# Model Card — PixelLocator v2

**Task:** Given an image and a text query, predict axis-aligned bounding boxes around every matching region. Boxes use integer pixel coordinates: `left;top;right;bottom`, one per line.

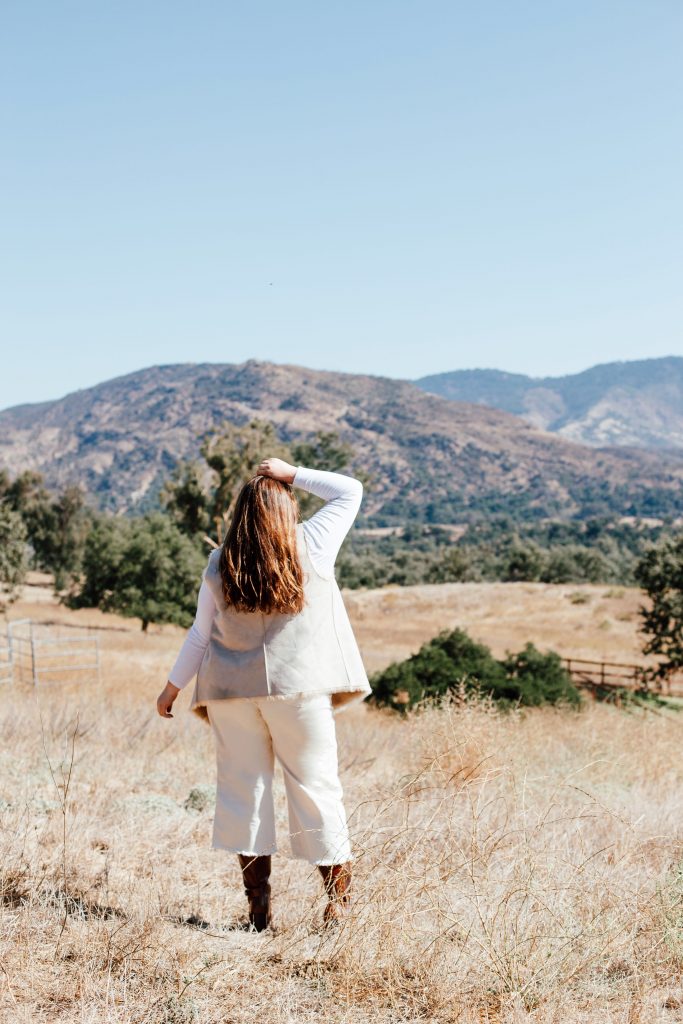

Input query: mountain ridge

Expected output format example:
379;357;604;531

1;358;683;522
414;355;683;449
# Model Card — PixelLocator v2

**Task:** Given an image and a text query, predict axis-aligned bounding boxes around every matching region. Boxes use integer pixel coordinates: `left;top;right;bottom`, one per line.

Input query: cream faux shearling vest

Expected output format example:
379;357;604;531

189;522;371;721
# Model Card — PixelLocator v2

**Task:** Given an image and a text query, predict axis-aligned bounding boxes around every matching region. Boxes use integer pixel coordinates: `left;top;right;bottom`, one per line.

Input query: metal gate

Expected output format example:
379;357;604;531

0;621;12;684
7;619;33;685
2;620;101;688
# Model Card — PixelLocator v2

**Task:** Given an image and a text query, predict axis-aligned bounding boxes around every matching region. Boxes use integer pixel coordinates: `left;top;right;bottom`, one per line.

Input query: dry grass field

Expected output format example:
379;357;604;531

12;572;654;672
344;580;651;674
3;580;683;1023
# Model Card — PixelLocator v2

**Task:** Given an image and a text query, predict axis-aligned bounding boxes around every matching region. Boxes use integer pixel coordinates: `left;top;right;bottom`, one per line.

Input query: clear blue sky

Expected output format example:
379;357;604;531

1;1;681;410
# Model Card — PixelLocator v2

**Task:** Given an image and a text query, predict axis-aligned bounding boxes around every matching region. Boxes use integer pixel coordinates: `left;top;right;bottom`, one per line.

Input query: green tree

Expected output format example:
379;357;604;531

38;485;91;590
426;546;475;583
71;513;205;630
69;514;127;611
1;469;48;511
541;546;612;584
501;541;545;581
0;502;28;609
160;461;211;538
0;471;90;588
202;419;292;542
291;430;356;475
163;419;293;546
2;470;53;561
635;534;683;683
163;421;367;545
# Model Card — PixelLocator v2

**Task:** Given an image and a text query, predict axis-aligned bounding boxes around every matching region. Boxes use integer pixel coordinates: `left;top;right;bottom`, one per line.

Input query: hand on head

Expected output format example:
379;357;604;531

257;458;297;484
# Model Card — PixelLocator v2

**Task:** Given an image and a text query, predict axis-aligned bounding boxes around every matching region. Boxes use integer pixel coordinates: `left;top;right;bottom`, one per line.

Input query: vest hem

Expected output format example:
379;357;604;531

190;684;371;723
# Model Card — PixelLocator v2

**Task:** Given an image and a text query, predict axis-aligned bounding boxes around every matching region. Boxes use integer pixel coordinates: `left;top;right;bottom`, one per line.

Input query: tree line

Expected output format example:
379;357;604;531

0;421;359;629
336;516;663;589
2;419;683;685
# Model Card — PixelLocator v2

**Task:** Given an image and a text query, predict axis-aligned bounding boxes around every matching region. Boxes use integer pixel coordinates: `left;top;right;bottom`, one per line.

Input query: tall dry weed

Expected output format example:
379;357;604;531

3;663;683;1021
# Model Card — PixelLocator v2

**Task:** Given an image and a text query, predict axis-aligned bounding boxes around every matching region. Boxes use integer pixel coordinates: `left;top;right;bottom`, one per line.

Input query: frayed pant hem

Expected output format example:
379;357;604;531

311;859;353;867
305;854;355;867
212;843;278;856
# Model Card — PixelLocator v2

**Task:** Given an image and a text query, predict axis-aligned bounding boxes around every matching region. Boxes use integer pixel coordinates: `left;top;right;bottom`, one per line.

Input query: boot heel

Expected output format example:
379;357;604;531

317;861;352;926
238;854;273;932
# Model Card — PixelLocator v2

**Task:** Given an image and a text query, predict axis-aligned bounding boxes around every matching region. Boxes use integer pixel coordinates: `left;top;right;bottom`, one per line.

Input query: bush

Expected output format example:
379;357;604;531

502;643;581;707
425;547;475;583
369;627;580;712
501;542;545;581
541;546;612;584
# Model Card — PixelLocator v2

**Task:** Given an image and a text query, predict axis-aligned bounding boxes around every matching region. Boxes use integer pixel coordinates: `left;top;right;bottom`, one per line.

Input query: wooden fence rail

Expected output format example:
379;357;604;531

561;657;683;695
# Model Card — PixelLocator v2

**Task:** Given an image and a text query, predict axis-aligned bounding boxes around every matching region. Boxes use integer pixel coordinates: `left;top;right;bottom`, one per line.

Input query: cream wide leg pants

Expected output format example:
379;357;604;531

206;693;353;865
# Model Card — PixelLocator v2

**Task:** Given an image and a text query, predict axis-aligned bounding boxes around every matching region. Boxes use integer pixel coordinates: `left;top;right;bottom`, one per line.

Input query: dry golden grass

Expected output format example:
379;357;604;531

13;571;652;673
3;583;683;1022
344;580;651;674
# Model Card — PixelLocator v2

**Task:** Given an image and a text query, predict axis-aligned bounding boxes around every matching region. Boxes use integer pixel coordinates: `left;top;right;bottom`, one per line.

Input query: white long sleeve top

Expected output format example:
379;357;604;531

167;466;363;689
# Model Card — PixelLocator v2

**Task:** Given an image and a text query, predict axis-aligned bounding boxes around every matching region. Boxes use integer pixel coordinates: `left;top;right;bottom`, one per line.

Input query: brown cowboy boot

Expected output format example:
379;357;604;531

237;854;272;932
317;861;352;926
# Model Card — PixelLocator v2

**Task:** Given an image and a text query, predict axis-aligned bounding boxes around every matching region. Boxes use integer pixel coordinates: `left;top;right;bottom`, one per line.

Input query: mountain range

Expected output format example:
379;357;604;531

1;358;682;523
414;356;683;449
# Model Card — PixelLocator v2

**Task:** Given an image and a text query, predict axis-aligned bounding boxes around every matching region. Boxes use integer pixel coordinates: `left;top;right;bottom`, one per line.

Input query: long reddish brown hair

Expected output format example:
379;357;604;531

218;475;305;614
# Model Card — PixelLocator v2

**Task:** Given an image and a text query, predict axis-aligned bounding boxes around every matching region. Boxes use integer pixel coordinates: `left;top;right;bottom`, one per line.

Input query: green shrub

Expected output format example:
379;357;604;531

370;630;505;709
370;627;580;712
425;548;476;583
501;643;581;707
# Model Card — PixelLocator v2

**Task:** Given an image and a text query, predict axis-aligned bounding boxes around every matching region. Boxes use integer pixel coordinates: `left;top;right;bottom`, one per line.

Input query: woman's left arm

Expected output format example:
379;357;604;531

256;457;363;577
292;466;363;577
156;577;216;718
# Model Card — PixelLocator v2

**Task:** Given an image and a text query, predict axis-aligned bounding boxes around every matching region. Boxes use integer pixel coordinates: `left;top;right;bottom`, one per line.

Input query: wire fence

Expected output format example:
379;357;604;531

2;619;101;688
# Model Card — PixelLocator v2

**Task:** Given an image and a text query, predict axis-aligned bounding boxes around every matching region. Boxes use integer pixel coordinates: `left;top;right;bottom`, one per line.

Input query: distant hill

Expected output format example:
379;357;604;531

414;356;683;449
1;359;683;522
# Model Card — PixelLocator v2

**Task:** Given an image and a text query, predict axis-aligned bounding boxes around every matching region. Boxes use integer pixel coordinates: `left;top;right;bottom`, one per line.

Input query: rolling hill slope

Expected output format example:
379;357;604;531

1;359;683;522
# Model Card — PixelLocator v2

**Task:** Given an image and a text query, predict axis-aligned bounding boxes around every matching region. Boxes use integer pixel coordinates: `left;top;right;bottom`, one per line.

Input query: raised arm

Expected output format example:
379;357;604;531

257;457;363;578
293;466;362;577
